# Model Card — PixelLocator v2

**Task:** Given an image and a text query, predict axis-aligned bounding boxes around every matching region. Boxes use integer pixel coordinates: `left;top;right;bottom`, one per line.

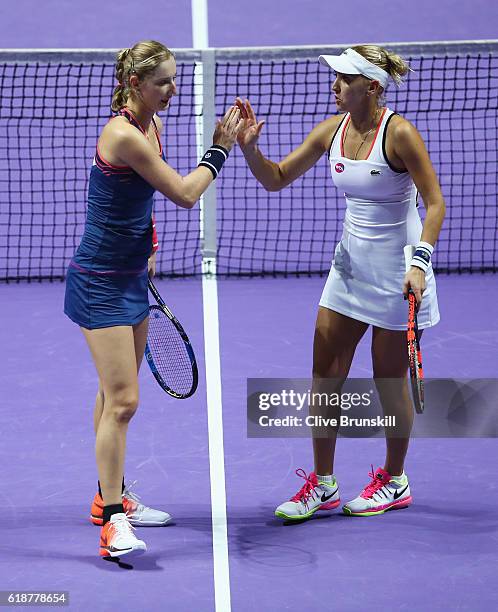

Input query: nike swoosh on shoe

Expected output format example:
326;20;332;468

321;489;338;503
393;485;409;500
101;545;133;553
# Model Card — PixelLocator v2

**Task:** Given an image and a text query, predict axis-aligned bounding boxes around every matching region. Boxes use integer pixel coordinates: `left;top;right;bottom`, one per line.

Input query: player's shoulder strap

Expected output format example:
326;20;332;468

118;107;146;135
382;111;408;174
328;114;348;159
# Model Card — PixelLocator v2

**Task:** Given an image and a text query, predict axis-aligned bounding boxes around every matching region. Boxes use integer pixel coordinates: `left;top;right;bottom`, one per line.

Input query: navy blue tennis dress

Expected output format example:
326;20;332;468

64;108;162;329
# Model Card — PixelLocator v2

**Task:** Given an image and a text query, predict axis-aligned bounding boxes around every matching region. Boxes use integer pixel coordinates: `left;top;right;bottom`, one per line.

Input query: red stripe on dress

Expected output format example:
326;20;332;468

364;107;387;160
70;260;147;276
340;114;351;158
339;108;387;161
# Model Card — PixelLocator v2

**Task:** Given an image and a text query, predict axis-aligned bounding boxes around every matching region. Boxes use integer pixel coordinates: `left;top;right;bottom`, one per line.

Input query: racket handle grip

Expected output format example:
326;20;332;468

404;245;416;273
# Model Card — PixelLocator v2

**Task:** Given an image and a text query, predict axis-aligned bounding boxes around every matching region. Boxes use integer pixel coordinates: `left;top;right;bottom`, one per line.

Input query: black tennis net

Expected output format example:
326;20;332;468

0;43;497;281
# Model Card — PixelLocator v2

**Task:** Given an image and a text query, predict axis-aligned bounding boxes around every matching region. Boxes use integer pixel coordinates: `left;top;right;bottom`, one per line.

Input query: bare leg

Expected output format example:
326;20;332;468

371;327;422;476
93;317;149;435
312;308;368;475
93;384;104;436
82;321;147;507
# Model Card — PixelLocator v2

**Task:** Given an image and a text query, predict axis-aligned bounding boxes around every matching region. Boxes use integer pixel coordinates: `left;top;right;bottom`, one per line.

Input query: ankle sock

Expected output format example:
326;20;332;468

98;477;125;499
103;504;125;526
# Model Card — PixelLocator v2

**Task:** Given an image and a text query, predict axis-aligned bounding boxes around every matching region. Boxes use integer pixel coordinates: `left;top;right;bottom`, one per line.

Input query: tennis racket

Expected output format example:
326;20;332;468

404;245;424;414
145;279;198;399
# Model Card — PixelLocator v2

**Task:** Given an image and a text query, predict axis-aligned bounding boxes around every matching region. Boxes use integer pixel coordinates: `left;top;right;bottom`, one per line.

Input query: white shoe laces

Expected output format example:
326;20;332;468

112;514;137;537
122;480;146;512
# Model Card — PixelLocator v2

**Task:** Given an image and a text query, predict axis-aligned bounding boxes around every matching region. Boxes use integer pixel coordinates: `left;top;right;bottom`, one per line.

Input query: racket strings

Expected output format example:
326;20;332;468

147;309;194;395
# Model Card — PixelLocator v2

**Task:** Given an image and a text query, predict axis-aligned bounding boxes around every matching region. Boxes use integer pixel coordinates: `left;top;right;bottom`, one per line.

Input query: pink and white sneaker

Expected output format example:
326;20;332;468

275;469;340;521
343;466;412;517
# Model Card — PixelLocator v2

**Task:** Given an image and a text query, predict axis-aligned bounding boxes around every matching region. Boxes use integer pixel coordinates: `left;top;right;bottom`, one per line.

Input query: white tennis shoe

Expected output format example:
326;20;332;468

343;467;412;516
275;469;340;520
99;513;147;558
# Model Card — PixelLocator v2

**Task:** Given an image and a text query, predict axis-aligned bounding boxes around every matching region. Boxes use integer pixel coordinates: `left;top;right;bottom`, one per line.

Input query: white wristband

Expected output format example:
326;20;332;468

410;241;434;273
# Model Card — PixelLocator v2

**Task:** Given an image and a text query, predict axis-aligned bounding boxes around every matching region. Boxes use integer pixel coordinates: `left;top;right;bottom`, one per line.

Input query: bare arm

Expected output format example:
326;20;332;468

115;129;210;208
392;118;446;302
105;107;241;209
393;119;446;246
236;98;340;191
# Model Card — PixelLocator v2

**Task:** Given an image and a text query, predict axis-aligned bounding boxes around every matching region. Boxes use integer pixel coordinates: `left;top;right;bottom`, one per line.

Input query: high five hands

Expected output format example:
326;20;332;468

235;97;265;150
213;105;244;151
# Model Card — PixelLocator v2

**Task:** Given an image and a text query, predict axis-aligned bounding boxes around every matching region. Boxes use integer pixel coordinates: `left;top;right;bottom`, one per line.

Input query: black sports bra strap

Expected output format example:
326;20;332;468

151;116;162;154
328;114;348;159
382;112;407;174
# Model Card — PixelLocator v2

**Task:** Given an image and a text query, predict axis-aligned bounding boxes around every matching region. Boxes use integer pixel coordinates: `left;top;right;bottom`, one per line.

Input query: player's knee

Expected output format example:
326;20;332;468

313;355;347;379
312;361;329;379
372;361;408;379
109;392;139;423
373;376;408;406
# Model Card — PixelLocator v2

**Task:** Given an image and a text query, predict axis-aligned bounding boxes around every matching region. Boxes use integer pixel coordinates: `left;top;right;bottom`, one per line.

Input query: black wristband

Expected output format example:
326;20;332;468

198;145;229;179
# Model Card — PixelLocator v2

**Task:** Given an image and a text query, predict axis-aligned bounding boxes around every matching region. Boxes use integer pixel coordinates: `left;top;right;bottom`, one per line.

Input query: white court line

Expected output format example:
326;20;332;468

191;1;232;611
201;260;231;612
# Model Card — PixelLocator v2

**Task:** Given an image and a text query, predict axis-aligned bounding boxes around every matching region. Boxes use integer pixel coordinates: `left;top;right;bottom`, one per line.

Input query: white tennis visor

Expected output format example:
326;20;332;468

318;48;390;88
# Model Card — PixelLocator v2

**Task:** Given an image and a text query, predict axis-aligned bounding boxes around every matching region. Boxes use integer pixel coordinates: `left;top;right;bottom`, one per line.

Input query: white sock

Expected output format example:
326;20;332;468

317;474;335;485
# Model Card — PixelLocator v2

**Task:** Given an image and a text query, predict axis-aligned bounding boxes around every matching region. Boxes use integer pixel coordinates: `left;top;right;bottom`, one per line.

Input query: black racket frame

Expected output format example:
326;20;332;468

145;279;198;399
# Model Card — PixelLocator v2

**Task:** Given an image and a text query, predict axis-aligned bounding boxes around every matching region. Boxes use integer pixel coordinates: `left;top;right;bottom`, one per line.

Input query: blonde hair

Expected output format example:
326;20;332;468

111;40;174;112
352;44;411;87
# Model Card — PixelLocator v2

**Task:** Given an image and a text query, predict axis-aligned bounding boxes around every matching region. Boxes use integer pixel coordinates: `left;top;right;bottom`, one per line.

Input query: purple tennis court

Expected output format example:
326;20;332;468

1;1;498;611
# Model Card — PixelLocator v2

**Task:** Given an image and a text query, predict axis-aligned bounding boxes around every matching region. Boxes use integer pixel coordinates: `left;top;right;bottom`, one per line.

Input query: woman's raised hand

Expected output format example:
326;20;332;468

235;98;265;150
212;106;243;151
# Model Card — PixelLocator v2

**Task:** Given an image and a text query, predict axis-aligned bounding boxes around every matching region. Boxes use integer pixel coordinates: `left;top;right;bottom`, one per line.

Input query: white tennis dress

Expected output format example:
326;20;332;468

319;108;440;330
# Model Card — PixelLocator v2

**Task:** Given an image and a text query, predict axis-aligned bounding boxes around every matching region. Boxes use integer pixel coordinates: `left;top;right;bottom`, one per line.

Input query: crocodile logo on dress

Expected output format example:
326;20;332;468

370;169;381;175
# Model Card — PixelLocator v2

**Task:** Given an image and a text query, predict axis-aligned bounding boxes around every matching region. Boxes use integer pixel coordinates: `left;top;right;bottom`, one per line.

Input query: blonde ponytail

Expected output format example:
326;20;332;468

352;45;412;87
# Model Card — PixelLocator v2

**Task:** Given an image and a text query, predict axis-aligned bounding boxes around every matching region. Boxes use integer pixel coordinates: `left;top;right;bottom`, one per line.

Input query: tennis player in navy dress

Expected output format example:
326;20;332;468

65;107;161;330
65;40;241;558
236;44;446;521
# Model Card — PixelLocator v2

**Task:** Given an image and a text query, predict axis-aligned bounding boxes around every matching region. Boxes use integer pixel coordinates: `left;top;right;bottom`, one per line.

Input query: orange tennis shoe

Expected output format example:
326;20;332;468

91;481;172;527
99;513;147;558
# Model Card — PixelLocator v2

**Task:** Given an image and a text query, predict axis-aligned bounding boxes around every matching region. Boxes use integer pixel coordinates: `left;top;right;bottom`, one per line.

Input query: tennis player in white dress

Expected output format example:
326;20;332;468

322;105;440;330
236;45;446;519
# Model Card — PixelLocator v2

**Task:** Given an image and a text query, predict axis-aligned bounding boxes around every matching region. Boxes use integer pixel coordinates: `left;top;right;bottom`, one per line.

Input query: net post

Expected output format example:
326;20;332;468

199;48;217;272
